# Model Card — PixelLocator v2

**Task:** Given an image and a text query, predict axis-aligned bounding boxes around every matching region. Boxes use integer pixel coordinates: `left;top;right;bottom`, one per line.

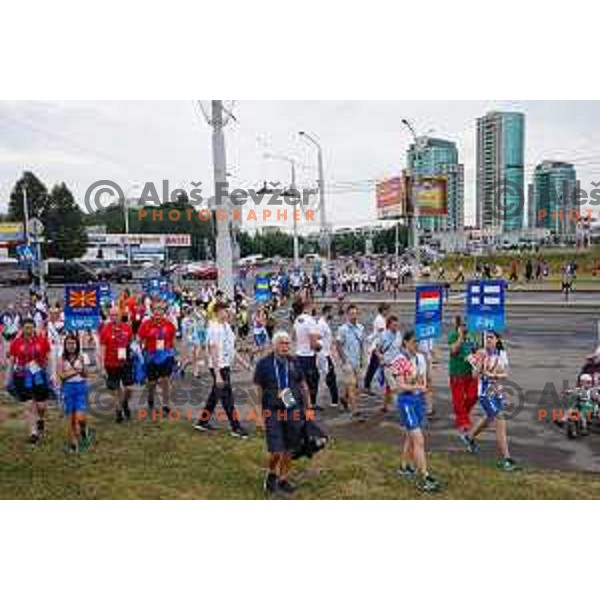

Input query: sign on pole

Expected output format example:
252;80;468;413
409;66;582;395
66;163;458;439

16;244;38;268
65;285;101;331
98;282;113;307
143;276;170;299
415;285;444;341
466;280;506;333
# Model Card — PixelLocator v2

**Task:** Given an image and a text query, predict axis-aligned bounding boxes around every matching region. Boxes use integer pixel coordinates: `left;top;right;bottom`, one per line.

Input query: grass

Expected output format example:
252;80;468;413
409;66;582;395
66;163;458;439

2;398;600;499
437;245;600;276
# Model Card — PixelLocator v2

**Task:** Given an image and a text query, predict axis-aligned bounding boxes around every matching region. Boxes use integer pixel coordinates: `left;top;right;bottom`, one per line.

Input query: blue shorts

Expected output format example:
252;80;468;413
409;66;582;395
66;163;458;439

62;381;88;415
480;393;504;420
194;329;207;345
479;378;503;420
396;392;426;431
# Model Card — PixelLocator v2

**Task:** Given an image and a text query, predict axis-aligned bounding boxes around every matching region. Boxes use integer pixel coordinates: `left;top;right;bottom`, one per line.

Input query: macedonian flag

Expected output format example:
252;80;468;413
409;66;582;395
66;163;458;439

68;289;98;309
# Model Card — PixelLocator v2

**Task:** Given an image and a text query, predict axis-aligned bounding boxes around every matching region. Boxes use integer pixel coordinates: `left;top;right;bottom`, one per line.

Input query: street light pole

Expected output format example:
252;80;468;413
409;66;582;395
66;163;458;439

299;131;329;260
402;119;420;257
264;153;299;268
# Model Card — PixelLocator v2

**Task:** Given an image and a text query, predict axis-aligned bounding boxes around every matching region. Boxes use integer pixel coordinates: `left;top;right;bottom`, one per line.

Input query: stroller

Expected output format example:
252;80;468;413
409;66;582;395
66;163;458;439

558;374;600;439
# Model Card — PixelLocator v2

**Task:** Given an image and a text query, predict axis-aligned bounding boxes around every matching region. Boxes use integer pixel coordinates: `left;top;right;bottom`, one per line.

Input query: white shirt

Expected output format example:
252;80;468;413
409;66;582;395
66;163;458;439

206;321;236;369
369;313;387;351
294;313;320;357
317;317;333;357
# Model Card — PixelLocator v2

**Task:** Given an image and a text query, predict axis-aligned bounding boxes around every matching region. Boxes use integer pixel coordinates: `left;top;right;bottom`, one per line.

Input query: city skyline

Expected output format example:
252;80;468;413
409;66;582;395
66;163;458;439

1;101;599;231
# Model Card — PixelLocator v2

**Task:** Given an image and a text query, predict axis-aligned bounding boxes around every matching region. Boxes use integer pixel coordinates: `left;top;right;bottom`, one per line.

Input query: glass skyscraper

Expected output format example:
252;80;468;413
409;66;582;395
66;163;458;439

476;111;525;233
531;161;577;237
406;137;464;232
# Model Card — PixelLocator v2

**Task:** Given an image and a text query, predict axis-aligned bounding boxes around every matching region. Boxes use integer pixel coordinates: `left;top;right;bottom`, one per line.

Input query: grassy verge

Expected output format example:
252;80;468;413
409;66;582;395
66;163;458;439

1;399;599;499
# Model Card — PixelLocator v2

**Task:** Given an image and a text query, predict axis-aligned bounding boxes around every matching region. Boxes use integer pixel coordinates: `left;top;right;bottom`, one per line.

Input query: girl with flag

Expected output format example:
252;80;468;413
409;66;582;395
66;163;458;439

391;331;441;493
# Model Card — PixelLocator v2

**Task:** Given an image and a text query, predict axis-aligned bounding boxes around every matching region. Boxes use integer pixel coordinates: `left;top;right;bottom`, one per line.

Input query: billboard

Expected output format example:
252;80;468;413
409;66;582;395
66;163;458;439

87;232;191;247
0;222;25;243
376;177;407;219
412;176;448;216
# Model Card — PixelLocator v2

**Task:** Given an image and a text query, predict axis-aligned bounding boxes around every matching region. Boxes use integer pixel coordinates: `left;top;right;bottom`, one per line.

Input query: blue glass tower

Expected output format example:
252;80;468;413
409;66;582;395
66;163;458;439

476;111;525;233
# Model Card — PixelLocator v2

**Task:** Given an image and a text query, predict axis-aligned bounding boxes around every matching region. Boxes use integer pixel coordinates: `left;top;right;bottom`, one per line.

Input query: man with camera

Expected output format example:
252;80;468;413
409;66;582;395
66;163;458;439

253;331;312;496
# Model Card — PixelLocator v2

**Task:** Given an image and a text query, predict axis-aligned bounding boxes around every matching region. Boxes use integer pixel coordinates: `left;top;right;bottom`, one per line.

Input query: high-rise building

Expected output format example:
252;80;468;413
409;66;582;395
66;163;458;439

531;161;577;237
476;111;525;233
406;137;464;232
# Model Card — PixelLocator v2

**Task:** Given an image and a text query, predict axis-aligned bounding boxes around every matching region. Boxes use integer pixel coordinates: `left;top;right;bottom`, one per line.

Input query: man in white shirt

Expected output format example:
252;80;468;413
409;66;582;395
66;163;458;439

195;302;248;438
317;305;342;409
364;303;390;394
293;299;322;410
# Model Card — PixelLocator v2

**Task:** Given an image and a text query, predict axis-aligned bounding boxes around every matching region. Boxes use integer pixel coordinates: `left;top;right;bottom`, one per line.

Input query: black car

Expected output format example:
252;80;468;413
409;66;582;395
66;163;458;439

45;262;99;285
96;264;134;283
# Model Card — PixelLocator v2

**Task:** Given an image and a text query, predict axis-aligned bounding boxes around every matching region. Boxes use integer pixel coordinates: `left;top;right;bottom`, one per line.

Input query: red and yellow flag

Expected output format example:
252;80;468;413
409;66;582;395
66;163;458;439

68;289;97;309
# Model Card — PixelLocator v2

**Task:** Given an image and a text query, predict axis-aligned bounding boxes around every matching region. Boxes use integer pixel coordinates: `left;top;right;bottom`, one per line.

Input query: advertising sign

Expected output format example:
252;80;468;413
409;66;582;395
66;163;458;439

376;177;407;219
0;223;25;243
412;176;448;216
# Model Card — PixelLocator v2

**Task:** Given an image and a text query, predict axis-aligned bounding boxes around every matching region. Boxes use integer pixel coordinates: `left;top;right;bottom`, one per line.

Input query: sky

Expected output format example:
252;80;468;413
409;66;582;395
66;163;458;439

1;100;600;232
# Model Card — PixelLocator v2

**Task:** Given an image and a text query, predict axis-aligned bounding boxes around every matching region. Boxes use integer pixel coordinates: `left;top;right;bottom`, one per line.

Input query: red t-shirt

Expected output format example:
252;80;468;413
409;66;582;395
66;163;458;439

138;317;176;354
9;334;51;369
100;322;133;368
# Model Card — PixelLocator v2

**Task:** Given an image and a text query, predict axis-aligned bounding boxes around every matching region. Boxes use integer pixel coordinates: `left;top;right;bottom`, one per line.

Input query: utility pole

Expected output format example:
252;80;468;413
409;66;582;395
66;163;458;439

210;100;234;298
288;161;300;269
22;187;30;245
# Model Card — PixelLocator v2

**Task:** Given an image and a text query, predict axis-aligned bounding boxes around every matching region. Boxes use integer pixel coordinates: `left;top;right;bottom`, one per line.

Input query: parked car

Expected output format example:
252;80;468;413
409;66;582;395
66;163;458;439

96;264;134;283
183;262;218;281
0;261;31;286
45;261;98;285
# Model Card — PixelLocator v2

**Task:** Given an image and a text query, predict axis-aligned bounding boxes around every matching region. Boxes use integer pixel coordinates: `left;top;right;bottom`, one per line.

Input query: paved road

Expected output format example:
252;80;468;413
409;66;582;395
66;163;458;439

76;311;600;474
3;283;600;473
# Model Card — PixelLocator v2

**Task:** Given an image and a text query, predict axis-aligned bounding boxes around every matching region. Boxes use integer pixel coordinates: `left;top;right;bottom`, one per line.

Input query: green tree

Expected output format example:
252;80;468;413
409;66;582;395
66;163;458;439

45;183;88;260
8;171;49;223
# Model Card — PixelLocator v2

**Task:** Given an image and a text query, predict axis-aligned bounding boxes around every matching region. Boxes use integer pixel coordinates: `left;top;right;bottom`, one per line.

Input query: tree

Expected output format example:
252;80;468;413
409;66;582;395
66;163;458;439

45;183;88;260
8;171;49;224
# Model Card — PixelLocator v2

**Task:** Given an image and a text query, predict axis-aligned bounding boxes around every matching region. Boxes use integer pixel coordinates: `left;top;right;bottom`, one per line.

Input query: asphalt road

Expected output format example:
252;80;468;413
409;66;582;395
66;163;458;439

3;283;600;474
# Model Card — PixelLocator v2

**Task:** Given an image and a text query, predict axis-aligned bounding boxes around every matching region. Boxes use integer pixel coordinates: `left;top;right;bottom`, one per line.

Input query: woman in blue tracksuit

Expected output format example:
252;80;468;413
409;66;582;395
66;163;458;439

391;331;441;493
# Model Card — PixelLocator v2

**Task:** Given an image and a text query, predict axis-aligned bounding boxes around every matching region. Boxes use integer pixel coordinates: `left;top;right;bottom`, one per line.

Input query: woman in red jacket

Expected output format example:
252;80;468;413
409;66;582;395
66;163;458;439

9;318;51;443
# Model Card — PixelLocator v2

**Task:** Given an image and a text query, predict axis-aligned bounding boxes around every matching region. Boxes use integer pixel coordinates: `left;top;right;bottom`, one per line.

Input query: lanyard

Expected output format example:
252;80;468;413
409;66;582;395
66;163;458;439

273;356;289;390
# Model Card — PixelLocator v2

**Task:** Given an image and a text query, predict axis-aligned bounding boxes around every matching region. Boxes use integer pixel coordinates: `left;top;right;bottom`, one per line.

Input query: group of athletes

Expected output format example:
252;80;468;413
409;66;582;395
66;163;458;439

0;281;522;495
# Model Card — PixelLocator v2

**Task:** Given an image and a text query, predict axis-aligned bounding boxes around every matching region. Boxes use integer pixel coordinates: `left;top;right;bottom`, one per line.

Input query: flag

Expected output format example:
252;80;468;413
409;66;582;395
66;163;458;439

389;354;414;378
68;289;97;309
418;289;440;311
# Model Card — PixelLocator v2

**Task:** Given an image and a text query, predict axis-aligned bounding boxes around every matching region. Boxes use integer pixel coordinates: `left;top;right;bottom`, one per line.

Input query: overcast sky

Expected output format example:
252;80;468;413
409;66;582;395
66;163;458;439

1;100;600;231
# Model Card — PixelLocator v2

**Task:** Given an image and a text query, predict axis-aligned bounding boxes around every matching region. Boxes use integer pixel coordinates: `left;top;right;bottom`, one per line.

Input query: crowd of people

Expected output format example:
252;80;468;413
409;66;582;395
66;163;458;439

0;279;526;496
